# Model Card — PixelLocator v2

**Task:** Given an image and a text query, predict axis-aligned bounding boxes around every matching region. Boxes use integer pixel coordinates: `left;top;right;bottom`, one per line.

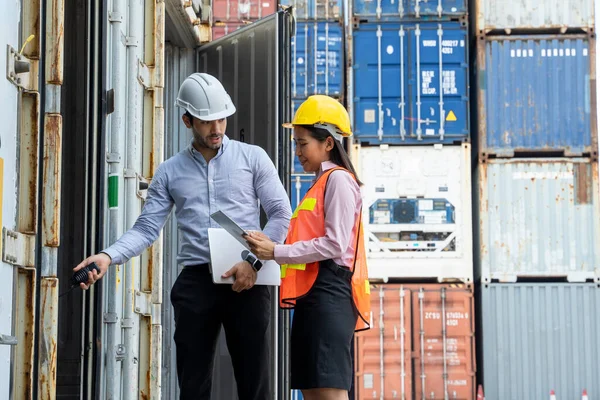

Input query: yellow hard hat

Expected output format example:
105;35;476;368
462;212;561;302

283;95;352;136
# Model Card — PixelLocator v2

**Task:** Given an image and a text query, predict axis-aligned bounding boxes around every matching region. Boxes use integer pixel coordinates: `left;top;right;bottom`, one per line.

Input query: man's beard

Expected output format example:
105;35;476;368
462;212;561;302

193;130;223;150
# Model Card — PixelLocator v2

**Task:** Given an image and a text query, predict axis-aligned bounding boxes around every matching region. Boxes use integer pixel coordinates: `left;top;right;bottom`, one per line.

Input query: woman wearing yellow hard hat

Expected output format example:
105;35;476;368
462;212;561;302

246;95;371;400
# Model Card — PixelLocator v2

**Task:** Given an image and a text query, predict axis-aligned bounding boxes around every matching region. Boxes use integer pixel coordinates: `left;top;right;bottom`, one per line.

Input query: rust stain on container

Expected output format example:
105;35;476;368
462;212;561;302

13;268;37;400
38;278;58;400
22;0;41;58
43;114;62;247
355;284;476;400
574;163;592;204
46;0;65;84
19;91;40;233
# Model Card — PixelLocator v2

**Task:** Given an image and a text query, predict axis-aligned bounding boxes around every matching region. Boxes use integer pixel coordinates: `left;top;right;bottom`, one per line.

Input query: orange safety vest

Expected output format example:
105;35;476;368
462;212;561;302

280;167;371;331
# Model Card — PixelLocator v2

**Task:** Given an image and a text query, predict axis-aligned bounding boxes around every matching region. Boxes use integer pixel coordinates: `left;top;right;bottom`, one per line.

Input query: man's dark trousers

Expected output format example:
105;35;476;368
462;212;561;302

171;266;272;400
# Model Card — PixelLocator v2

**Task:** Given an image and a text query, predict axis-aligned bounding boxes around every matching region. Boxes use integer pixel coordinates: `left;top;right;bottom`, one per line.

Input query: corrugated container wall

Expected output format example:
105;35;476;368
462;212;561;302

474;0;594;33
353;22;469;145
292;22;344;98
355;144;473;282
477;35;598;158
476;159;600;283
352;0;467;21
480;283;600;399
212;0;277;22
355;284;476;400
0;0;20;393
279;0;342;20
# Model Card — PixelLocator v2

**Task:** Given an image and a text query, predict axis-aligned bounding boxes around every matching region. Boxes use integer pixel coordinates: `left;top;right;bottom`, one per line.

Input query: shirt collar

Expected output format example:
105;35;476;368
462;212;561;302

315;161;338;180
188;135;230;162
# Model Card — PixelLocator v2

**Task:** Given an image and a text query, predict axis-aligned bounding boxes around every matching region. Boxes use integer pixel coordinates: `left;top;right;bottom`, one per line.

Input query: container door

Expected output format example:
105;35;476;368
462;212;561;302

355;285;413;399
412;286;476;400
195;10;293;400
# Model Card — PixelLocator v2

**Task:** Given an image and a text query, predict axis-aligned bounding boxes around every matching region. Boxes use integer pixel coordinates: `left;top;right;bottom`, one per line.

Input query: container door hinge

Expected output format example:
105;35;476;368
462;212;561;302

104;312;118;324
138;61;154;89
0;334;17;346
116;344;126;361
2;228;35;267
134;291;161;324
6;45;32;90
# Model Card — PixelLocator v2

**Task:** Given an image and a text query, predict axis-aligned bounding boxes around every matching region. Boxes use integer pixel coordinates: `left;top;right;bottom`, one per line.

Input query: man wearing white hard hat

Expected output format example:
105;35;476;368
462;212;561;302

74;73;292;399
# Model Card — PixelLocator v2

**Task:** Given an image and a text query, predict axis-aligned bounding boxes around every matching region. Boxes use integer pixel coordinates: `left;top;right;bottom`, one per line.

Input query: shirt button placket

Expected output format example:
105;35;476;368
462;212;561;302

208;165;216;223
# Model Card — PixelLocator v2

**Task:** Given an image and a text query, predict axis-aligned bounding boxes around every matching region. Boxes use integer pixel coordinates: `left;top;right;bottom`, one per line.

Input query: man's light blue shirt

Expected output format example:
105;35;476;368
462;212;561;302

103;135;292;266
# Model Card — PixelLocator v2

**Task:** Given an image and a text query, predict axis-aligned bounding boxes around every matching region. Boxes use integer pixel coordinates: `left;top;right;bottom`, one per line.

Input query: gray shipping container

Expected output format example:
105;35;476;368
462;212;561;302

476;158;600;283
474;0;595;33
481;283;600;400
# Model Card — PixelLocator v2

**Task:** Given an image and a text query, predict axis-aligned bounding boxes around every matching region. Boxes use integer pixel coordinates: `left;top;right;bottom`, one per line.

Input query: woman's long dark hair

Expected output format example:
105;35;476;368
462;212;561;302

300;125;363;186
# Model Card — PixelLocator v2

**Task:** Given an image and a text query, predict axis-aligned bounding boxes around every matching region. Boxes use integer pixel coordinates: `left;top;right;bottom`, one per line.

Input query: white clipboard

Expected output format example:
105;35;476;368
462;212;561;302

208;228;281;286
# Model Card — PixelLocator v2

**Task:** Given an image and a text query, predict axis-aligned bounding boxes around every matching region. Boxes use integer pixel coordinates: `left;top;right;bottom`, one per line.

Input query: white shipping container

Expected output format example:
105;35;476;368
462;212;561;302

474;0;594;32
476;158;600;283
354;144;473;282
0;1;22;394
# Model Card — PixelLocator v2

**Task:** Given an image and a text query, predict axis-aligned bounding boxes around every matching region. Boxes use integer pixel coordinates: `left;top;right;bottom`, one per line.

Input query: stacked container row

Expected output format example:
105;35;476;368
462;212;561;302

473;2;600;399
351;1;475;399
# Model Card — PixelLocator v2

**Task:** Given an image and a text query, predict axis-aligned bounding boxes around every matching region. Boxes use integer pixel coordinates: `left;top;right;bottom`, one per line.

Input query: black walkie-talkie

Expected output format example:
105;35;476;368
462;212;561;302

59;263;101;298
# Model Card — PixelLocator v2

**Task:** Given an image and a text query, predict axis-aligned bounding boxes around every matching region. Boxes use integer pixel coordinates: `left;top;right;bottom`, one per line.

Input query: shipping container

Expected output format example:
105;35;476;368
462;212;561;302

212;22;250;40
290;174;314;210
480;283;600;400
476;158;600;283
354;144;473;282
352;0;467;21
474;0;594;33
355;284;475;400
477;35;598;158
292;22;344;98
0;0;21;394
212;0;277;22
353;22;469;145
279;0;342;20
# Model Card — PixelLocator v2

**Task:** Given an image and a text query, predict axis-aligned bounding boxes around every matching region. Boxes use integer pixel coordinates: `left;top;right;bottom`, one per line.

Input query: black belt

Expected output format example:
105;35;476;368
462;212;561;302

182;263;210;270
321;259;353;280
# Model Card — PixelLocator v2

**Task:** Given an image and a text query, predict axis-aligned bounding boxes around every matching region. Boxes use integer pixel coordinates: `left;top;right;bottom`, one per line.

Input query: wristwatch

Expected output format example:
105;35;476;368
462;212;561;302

242;250;263;272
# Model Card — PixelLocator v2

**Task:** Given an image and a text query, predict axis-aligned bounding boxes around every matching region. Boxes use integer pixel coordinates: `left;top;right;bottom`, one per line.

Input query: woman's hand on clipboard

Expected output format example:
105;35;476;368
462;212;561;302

245;232;276;261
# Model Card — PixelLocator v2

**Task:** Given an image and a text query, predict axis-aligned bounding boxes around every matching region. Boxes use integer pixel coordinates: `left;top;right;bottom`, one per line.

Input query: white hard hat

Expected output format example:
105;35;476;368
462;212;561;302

175;73;236;121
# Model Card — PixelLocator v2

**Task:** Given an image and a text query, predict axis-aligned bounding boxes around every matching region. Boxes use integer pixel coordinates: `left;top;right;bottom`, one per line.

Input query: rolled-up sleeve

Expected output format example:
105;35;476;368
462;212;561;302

273;170;359;265
102;164;174;265
252;147;292;244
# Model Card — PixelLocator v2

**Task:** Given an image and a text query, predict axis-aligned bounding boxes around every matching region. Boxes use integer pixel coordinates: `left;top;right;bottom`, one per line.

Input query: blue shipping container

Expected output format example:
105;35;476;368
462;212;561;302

352;0;466;21
290;174;314;210
479;35;596;157
279;0;341;20
353;22;469;144
292;22;344;98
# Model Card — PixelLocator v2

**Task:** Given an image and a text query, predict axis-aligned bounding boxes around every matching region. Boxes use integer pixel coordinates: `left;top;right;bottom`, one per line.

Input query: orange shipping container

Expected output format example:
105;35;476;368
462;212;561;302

355;284;476;400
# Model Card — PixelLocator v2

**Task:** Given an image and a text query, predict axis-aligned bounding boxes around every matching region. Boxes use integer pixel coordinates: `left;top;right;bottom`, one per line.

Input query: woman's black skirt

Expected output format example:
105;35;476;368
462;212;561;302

290;259;358;391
